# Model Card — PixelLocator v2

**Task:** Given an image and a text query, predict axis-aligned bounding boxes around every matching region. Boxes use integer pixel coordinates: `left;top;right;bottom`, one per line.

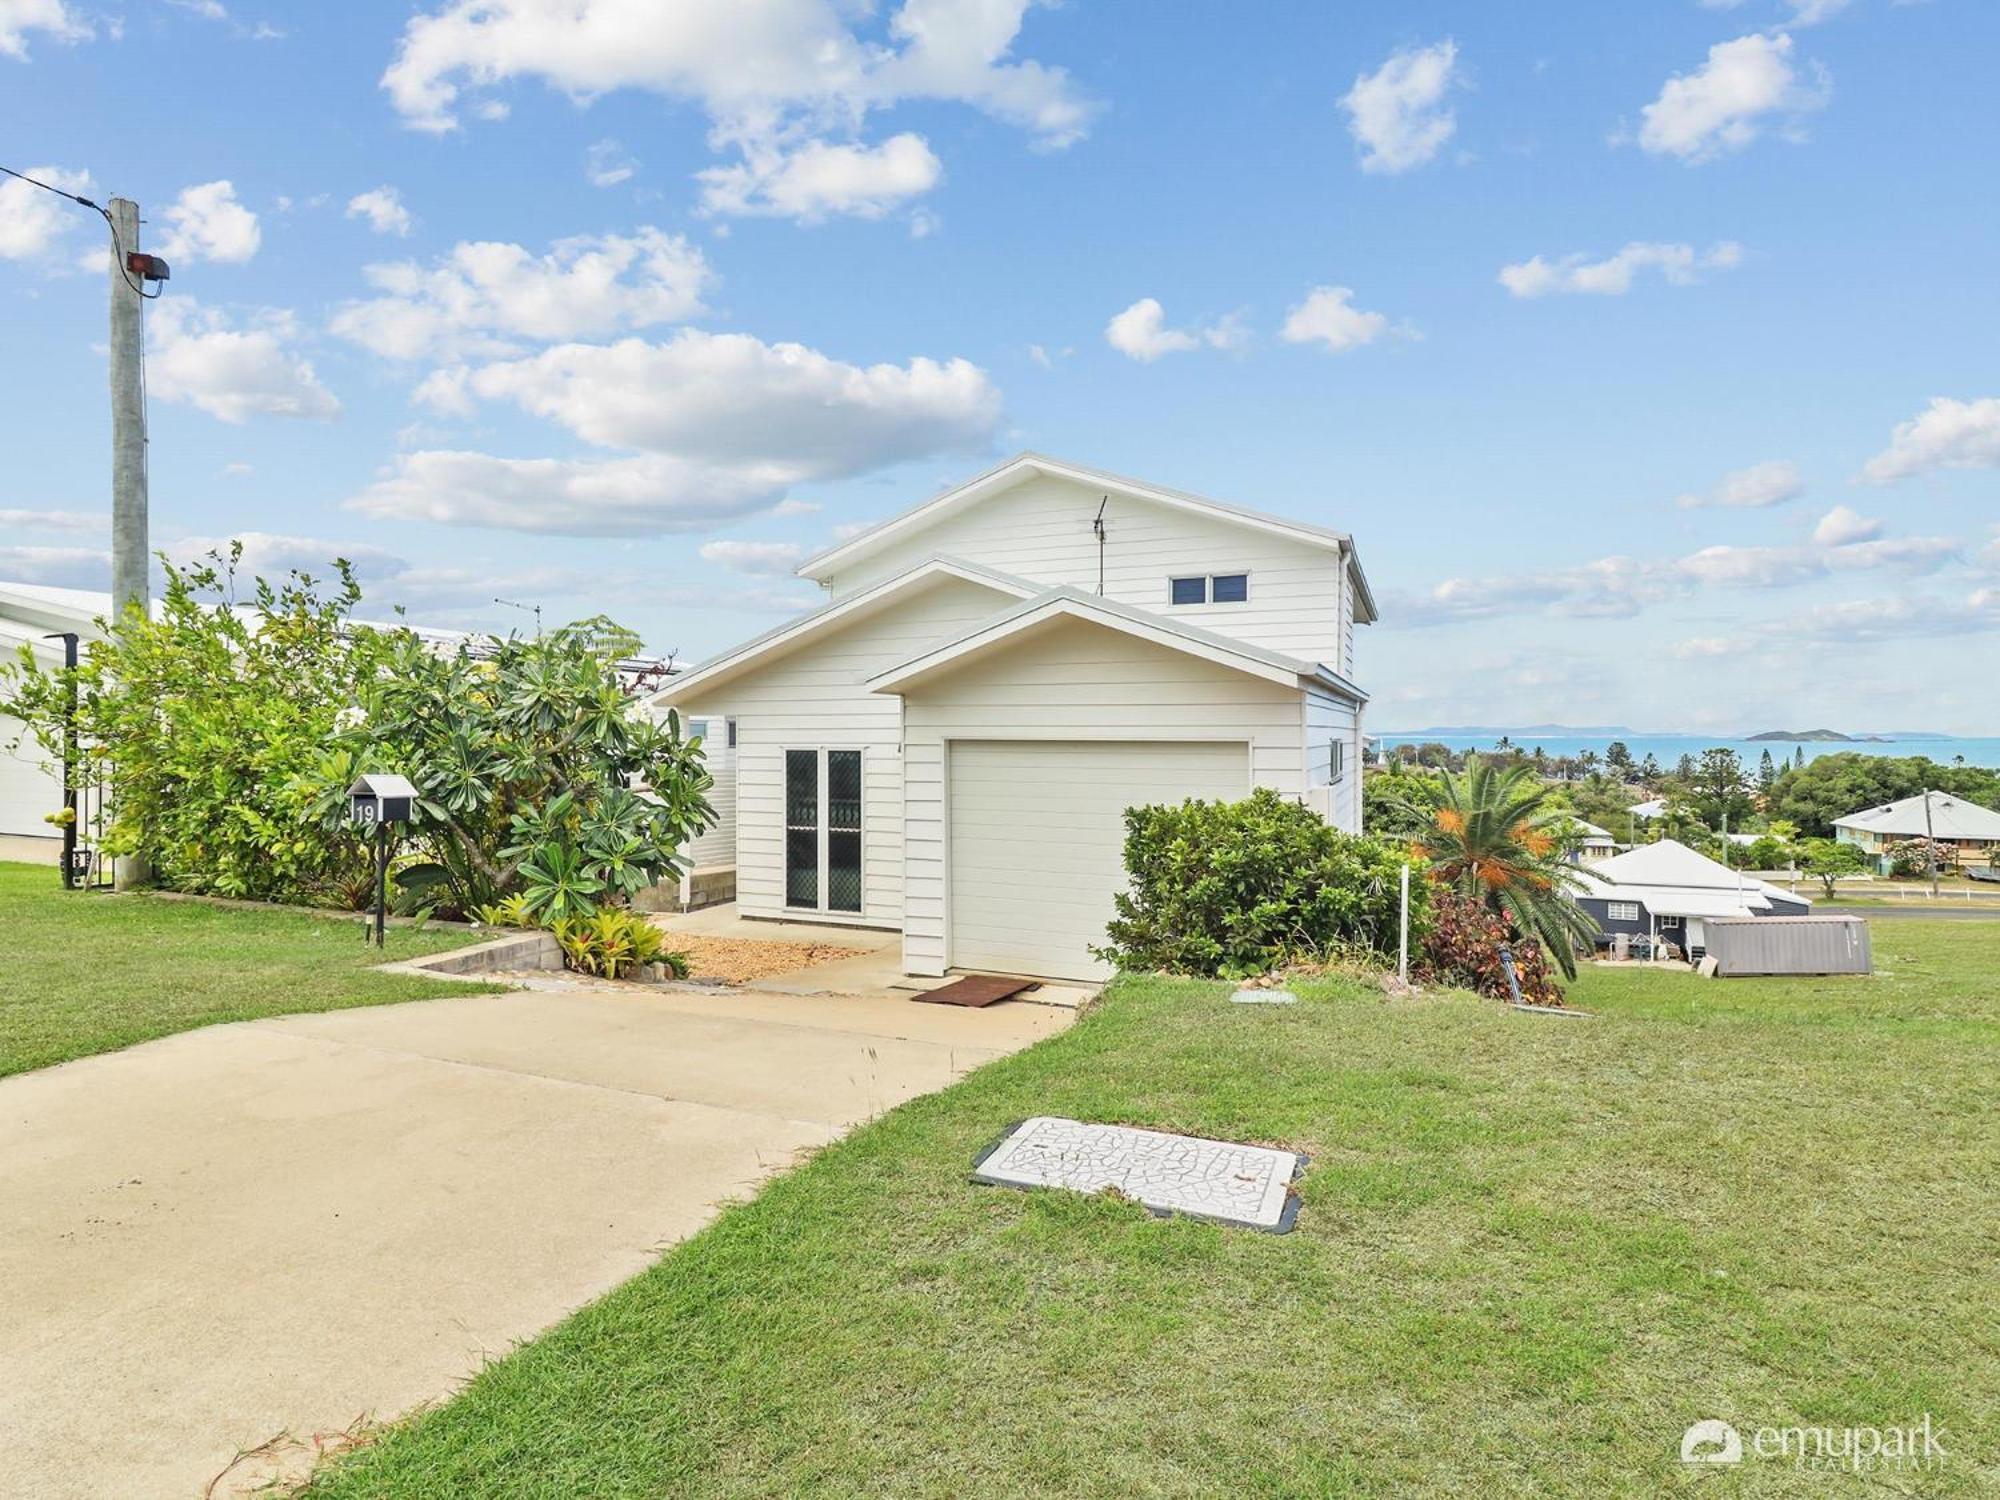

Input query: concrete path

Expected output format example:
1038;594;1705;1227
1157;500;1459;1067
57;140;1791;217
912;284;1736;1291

0;984;1071;1499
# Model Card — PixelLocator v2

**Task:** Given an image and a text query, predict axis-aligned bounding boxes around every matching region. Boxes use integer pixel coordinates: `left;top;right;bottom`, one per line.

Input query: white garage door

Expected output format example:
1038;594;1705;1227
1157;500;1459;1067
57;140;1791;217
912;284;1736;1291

1;716;63;843
948;739;1249;982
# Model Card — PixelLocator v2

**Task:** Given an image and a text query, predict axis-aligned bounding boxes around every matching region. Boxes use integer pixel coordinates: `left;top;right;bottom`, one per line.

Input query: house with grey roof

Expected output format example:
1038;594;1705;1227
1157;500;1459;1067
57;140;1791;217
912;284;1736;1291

1833;790;2000;872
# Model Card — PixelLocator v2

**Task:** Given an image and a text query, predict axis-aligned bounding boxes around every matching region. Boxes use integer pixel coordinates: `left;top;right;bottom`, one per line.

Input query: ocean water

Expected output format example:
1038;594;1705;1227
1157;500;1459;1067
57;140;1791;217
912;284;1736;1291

1371;732;2000;772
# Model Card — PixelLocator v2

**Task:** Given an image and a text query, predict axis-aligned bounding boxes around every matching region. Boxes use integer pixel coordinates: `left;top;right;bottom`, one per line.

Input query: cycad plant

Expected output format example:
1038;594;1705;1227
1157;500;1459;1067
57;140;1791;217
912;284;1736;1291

1387;756;1599;978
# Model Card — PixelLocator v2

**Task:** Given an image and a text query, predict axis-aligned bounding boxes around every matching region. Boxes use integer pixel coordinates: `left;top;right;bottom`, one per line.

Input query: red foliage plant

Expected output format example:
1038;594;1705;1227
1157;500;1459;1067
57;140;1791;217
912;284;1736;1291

1413;887;1565;1007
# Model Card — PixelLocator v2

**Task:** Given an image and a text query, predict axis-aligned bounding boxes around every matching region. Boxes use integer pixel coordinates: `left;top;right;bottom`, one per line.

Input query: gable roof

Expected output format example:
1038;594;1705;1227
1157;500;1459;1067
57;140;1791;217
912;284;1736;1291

1832;789;2000;841
866;584;1366;700
796;452;1380;623
646;554;1039;707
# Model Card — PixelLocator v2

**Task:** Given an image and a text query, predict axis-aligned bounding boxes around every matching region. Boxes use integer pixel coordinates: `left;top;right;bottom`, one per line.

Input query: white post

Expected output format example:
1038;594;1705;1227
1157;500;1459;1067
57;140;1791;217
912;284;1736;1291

108;197;152;891
1398;862;1410;984
1921;788;1938;900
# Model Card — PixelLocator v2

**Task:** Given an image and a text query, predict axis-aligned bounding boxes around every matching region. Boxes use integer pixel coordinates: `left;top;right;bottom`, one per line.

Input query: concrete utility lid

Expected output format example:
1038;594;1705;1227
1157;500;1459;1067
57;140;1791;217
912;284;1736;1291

1229;988;1297;1005
972;1116;1305;1232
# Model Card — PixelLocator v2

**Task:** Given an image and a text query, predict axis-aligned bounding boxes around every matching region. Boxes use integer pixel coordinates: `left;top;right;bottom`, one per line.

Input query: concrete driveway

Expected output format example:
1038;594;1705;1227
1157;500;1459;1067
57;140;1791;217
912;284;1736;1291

0;982;1071;1499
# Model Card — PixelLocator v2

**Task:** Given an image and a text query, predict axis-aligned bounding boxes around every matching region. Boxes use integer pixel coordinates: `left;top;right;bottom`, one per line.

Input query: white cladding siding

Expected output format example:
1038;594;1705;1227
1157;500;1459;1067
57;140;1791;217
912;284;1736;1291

1305;685;1363;833
676;576;1016;926
2;716;63;843
897;616;1310;975
947;740;1249;981
822;473;1353;674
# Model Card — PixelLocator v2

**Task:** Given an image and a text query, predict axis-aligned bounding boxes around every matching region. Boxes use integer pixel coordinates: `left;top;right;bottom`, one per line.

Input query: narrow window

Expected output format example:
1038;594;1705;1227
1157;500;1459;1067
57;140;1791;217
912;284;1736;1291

1329;738;1345;783
785;750;818;909
826;750;863;914
1169;576;1207;606
725;717;737;749
1211;572;1248;603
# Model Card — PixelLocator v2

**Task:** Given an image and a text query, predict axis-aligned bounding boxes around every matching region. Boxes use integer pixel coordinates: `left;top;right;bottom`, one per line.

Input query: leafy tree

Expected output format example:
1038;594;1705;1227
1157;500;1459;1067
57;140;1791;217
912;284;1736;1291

1886;837;1954;877
1383;757;1599;980
1638;752;1663;783
1764;752;2000;837
1363;764;1444;840
1688;747;1756;831
1;550;390;903
1605;740;1634;779
1757;749;1778;791
1798;838;1868;896
329;620;713;920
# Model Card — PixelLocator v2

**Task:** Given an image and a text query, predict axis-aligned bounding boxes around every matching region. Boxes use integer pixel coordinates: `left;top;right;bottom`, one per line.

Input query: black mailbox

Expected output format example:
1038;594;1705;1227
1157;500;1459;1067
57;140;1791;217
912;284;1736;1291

348;773;418;827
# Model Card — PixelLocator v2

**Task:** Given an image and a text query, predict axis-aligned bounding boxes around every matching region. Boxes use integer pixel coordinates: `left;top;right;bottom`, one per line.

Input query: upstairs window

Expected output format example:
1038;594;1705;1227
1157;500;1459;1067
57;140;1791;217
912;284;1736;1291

1168;573;1249;606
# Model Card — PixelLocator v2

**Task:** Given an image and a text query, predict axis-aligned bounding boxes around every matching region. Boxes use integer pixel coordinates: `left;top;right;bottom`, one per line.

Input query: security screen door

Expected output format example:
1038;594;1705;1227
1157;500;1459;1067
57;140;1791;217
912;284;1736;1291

785;748;863;914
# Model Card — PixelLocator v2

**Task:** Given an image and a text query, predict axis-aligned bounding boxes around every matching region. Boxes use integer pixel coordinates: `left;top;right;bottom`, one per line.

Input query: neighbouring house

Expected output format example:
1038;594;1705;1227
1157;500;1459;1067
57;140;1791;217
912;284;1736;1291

1627;798;1666;823
1573;838;1812;958
648;452;1376;982
1571;820;1619;861
1833;790;2000;873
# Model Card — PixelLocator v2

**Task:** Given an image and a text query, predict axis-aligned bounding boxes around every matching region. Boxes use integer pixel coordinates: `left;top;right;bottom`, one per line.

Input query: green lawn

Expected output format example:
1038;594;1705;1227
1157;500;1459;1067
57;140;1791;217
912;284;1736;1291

301;921;1998;1497
0;860;497;1077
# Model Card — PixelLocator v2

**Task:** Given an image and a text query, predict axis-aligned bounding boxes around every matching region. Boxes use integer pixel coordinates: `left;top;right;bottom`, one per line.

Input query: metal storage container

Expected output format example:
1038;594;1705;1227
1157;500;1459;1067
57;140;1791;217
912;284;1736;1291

1703;916;1871;977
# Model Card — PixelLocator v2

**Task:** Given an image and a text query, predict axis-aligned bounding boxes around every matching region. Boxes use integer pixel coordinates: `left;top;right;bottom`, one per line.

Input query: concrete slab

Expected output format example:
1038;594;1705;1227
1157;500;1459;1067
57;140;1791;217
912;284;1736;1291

0;982;1070;1499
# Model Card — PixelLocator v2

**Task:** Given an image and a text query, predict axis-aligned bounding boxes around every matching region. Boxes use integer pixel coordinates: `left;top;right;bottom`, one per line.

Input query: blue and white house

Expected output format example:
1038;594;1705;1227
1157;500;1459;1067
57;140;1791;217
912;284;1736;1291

1574;838;1812;958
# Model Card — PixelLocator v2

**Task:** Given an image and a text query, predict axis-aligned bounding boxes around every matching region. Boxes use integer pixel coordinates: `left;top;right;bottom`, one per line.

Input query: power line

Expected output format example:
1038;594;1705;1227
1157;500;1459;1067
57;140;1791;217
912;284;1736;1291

1;164;163;299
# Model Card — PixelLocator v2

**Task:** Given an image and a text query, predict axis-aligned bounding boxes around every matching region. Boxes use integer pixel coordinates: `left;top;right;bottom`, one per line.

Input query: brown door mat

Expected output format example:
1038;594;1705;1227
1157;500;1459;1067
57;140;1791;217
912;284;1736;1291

912;975;1041;1007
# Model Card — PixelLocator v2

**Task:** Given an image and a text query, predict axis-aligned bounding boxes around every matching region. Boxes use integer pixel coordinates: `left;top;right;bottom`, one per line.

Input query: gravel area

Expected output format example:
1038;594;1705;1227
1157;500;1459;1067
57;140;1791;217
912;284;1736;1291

662;933;868;985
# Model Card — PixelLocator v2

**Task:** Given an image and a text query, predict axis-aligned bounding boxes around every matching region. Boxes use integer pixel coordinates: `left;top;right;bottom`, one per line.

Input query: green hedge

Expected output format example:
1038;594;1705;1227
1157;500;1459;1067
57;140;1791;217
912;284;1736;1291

1096;787;1424;978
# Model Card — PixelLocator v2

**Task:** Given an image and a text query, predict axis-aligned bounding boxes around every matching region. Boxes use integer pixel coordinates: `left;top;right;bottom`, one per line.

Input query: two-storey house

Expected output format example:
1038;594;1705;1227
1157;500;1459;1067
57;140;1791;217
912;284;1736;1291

649;453;1377;982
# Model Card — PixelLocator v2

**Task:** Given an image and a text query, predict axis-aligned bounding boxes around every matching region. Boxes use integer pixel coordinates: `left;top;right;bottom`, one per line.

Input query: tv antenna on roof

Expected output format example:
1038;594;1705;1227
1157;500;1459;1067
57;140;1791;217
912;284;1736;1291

494;597;542;639
1093;495;1108;594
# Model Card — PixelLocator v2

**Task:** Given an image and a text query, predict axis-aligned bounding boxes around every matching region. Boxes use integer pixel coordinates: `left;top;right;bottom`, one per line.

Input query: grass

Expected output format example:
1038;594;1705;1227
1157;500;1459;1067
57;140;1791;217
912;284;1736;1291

300;921;1998;1498
0;860;498;1077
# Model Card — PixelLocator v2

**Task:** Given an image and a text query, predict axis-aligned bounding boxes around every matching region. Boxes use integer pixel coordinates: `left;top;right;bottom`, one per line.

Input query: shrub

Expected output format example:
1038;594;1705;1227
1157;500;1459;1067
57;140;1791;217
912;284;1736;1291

1414;888;1563;1007
0;550;389;903
1886;837;1954;877
1742;835;1794;870
1096;787;1424;979
549;908;687;980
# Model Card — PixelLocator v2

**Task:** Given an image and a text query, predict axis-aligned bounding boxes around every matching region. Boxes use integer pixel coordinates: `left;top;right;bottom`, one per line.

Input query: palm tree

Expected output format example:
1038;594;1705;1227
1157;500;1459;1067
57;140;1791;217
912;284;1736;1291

1387;756;1600;978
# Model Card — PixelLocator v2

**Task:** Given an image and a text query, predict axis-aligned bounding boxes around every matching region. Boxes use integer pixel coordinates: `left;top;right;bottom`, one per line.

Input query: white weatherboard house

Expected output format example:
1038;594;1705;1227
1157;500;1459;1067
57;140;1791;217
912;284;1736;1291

650;453;1377;983
1574;838;1812;957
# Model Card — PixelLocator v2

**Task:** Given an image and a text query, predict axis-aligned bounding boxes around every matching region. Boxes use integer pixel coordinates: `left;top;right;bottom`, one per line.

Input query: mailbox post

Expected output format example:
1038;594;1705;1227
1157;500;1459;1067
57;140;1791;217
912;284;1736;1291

348;773;417;947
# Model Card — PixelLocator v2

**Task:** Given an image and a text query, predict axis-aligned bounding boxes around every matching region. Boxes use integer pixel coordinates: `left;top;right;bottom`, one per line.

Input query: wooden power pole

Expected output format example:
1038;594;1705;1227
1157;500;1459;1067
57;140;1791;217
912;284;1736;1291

108;196;151;890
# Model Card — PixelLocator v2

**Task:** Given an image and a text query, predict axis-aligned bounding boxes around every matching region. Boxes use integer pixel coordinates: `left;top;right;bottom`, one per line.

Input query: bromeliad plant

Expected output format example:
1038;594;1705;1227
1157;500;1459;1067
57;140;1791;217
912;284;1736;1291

326;620;714;921
1384;756;1599;981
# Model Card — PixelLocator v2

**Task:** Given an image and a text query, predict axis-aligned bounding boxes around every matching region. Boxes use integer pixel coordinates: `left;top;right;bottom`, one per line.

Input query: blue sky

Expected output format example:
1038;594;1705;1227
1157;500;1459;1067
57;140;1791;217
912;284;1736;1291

3;0;1996;732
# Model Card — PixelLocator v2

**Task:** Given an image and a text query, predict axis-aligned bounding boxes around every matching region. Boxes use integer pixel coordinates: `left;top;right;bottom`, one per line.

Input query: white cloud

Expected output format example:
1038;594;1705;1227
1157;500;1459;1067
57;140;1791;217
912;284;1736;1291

1772;588;2000;645
0;0;89;59
1103;298;1244;362
0;507;101;532
1673;459;1803;510
1811;504;1881;546
585;138;638;188
1340;40;1461;175
698;133;941;222
1388;524;1961;627
0;545;108;586
164;531;410;583
147;301;341;424
1858;396;2000;484
1500;240;1743;297
379;0;1094;218
221;462;254;476
1636;33;1829;162
463;331;1001;466
1705;0;1855;24
1279;286;1392;353
329;228;713;361
346;186;413;236
0;164;94;261
345;450;793;536
157;180;261;264
352;329;1003;535
700;539;806;575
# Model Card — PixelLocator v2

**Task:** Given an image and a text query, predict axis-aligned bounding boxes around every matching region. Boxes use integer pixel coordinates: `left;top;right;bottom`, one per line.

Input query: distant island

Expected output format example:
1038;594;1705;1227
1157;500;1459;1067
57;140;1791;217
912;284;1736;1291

1746;729;1893;743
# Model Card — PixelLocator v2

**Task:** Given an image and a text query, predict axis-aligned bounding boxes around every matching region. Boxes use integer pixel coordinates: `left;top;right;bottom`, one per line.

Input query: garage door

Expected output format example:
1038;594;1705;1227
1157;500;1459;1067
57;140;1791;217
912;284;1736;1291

948;739;1249;981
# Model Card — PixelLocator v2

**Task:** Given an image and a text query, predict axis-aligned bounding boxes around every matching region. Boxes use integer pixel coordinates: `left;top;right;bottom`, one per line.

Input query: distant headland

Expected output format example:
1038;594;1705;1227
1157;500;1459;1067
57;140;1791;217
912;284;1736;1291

1744;729;1893;743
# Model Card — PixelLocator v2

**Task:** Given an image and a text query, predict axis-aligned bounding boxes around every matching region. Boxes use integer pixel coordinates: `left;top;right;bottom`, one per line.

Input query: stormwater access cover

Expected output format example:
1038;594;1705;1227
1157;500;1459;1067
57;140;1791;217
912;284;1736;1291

972;1116;1305;1232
